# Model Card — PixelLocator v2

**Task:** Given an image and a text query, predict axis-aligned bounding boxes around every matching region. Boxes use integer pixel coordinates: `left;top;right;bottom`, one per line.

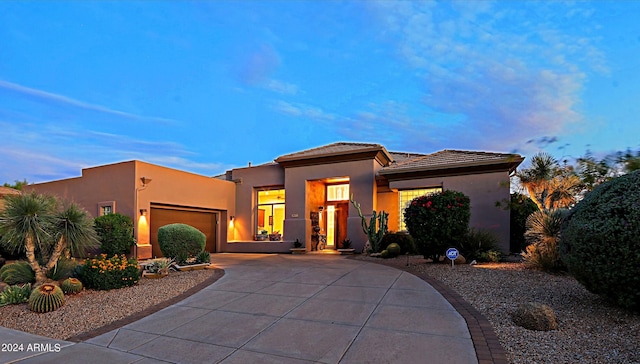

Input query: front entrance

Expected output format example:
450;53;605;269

325;202;348;249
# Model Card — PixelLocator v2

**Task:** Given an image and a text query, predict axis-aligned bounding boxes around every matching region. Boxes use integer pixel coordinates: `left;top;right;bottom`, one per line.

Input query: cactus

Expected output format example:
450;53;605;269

350;195;389;253
386;243;401;257
28;284;65;313
60;278;83;294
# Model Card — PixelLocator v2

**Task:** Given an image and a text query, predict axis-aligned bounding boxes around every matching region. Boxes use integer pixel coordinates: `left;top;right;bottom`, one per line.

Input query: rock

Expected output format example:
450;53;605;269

454;254;466;264
512;302;558;331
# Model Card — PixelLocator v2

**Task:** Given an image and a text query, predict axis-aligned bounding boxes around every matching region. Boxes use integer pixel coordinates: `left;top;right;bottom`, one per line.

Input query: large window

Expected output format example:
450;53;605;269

256;189;285;236
398;187;442;231
327;184;349;201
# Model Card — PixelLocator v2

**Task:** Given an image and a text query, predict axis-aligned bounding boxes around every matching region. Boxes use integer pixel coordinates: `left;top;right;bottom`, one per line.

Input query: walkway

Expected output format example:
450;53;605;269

1;254;477;363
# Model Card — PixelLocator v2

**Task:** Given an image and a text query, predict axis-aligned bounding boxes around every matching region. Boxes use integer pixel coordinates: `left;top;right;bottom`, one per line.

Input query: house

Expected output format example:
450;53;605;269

25;142;523;258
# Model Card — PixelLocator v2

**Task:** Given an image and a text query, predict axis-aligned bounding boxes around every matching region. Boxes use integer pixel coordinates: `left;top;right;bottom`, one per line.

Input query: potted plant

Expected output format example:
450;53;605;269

142;257;173;278
255;230;268;241
337;239;355;254
268;231;282;241
290;239;306;254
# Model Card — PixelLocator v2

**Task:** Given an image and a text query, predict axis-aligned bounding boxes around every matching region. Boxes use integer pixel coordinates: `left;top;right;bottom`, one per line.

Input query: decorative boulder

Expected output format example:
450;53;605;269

454;254;466;265
512;302;558;331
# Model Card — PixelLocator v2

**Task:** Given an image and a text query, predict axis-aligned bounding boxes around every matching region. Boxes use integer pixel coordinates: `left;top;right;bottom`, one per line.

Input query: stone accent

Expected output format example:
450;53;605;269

512;302;558;331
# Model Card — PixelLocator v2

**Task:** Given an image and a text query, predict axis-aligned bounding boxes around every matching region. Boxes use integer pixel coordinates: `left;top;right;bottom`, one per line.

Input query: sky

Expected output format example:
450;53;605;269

1;1;639;184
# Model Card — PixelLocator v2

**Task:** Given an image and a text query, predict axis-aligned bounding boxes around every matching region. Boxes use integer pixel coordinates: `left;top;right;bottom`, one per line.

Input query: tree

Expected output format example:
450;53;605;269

0;193;99;284
3;179;28;191
518;153;581;210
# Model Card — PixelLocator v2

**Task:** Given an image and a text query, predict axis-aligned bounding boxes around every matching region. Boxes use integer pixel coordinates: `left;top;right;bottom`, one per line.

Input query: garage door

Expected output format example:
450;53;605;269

150;206;218;258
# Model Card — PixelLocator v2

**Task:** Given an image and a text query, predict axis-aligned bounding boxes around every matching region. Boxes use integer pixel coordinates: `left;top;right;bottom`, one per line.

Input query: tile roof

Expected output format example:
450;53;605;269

380;150;523;174
275;142;386;161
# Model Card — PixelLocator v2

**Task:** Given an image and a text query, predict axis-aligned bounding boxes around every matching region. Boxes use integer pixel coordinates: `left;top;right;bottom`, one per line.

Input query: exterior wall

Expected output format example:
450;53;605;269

388;171;512;253
25;161;236;259
376;190;400;231
224;164;288;253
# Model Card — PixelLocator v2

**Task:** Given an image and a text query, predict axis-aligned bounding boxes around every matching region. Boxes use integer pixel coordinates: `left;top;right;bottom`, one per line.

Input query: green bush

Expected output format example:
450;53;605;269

196;251;211;264
404;190;471;261
523;209;567;272
380;231;416;255
561;171;640;311
94;213;136;256
508;193;539;253
81;254;140;290
0;283;31;306
478;249;502;263
0;261;35;285
158;223;206;259
456;228;498;262
46;257;80;281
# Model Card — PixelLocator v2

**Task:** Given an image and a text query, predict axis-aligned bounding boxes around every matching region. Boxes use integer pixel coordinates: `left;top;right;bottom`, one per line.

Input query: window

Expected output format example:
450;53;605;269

256;189;285;236
327;184;349;201
98;201;116;216
102;206;113;215
398;188;442;230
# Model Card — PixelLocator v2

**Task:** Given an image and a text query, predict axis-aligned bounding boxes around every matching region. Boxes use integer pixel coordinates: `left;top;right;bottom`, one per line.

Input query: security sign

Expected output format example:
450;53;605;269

446;248;459;260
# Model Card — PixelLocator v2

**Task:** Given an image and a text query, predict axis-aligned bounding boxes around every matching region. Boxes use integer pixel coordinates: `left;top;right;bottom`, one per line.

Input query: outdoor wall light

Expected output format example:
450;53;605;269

140;177;152;186
230;215;235;221
140;209;148;216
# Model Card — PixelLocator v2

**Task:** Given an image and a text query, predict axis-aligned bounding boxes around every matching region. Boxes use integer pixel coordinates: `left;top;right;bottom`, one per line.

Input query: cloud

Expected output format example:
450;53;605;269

271;101;336;121
0;79;178;125
367;1;606;153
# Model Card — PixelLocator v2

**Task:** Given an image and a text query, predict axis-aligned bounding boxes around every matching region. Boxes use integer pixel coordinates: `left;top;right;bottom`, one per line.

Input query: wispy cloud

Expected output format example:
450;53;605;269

0;79;179;125
366;1;605;154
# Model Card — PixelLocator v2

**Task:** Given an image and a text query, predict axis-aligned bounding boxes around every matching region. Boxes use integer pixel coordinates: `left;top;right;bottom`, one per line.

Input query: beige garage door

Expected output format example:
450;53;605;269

150;206;218;258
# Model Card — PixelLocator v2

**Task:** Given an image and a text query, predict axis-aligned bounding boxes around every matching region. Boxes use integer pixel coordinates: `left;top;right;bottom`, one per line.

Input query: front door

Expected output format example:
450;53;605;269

325;202;348;249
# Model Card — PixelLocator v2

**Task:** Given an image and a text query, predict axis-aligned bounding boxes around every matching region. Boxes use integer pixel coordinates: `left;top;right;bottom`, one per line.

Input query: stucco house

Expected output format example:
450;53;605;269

25;142;523;259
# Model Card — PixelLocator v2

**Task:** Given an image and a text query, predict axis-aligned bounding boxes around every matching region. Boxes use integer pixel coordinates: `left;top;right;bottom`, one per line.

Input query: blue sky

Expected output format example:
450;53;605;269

1;1;639;184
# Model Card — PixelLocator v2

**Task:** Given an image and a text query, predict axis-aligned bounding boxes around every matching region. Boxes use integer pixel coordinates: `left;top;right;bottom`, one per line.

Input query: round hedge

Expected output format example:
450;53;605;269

157;223;206;259
561;170;640;311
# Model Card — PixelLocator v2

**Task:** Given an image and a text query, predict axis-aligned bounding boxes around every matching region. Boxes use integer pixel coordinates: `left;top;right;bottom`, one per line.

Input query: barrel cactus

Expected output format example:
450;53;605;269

60;278;83;294
28;284;65;313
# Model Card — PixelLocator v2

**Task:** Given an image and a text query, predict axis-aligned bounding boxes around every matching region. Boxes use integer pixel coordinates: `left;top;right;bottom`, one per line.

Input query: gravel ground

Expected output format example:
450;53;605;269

0;267;221;341
356;255;640;364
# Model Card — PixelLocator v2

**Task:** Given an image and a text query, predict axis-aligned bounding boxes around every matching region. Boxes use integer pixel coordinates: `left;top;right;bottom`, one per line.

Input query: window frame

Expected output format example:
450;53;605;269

398;187;443;231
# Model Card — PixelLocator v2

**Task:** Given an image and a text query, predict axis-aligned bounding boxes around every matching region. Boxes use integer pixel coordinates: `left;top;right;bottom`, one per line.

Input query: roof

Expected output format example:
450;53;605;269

380;150;523;176
274;142;394;167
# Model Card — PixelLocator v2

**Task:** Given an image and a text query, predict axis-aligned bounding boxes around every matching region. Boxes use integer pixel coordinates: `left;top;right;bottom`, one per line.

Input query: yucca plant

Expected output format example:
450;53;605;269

0;283;32;306
28;283;65;313
0;261;35;285
522;209;568;272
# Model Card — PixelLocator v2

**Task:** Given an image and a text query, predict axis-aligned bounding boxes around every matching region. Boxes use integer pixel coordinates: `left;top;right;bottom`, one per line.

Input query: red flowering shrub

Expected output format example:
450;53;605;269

404;190;471;261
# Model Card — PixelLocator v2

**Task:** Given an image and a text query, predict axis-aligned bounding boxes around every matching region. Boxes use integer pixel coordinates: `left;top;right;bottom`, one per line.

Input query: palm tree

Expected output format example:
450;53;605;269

0;193;98;284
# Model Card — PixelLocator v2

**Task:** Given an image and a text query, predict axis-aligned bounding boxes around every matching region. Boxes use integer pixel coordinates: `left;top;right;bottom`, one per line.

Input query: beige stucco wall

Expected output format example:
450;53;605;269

25;161;236;258
388;171;512;253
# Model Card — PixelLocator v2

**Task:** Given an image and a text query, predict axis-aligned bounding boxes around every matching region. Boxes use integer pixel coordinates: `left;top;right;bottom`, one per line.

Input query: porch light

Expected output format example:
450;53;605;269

140;208;147;216
230;215;235;221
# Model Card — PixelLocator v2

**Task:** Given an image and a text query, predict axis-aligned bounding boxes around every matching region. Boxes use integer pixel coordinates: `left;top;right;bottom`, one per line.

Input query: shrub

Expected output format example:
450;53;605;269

561;171;640;311
0;283;31;306
157;223;206;260
404;190;471;261
81;254;140;290
508;193;539;253
522;209;567;272
196;251;211;264
46;257;80;281
380;231;416;255
28;283;65;313
94;213;136;256
478;249;502;263
456;228;498;262
0;261;35;285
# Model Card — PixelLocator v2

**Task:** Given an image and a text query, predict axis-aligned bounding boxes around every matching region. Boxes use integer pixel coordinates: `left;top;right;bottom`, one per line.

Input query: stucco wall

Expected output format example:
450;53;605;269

388;171;512;253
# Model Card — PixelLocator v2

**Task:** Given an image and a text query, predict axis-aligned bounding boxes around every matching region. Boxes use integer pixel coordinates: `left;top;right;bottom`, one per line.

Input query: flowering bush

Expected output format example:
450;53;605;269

81;254;140;290
404;190;471;261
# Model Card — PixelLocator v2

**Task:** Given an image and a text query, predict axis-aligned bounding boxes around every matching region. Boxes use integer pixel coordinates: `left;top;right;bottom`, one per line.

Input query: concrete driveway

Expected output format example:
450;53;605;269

1;253;477;363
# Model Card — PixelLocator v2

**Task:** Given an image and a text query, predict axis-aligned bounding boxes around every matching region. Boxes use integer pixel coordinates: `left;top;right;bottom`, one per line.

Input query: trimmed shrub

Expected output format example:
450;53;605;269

523;209;567;272
404;190;471;261
380;231;416;255
561;171;640;311
81;254;139;290
509;193;539;253
94;213;136;256
158;223;206;259
456;228;498;262
0;261;35;285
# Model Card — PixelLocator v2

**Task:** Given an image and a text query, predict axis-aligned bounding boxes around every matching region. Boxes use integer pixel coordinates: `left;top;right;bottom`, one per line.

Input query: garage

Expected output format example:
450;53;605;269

150;205;218;258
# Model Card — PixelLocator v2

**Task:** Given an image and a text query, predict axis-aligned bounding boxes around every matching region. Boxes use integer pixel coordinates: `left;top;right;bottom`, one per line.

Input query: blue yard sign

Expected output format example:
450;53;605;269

446;248;459;267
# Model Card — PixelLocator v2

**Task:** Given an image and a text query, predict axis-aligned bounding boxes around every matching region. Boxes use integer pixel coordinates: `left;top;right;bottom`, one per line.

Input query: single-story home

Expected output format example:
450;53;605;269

25;142;523;258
